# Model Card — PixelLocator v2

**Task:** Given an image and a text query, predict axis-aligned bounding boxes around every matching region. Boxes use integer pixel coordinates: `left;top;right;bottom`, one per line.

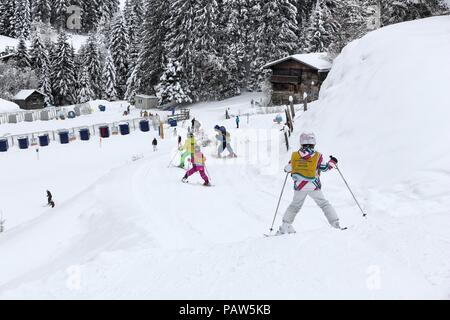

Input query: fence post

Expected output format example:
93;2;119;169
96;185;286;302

284;131;289;151
290;99;295;118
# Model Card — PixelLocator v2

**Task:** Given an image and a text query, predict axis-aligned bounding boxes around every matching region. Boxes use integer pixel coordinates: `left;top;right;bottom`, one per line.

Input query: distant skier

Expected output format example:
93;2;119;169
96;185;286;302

178;135;182;148
46;190;55;208
214;125;237;158
193;120;201;133
236;115;240;129
276;133;341;235
178;132;196;168
152;138;158;151
191;117;196;131
182;145;211;186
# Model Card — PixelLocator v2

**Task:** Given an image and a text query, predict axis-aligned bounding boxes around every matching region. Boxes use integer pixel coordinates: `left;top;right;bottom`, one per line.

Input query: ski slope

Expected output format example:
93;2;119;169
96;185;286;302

1;16;450;299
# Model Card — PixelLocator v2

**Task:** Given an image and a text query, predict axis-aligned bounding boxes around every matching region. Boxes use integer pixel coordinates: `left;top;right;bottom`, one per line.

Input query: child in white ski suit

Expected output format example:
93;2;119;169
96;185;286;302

277;133;341;235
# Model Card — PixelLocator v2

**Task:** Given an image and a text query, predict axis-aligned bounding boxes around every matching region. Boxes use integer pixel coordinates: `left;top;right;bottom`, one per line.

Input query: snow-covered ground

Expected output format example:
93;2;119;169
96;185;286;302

0;99;20;113
1;16;450;299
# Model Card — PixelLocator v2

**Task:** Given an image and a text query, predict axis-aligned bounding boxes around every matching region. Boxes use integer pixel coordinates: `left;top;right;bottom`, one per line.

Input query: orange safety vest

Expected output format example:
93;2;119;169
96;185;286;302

193;152;206;166
291;151;321;179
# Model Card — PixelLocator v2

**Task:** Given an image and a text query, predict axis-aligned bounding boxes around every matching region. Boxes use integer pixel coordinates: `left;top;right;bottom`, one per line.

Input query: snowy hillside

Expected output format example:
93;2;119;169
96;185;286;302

1;17;450;300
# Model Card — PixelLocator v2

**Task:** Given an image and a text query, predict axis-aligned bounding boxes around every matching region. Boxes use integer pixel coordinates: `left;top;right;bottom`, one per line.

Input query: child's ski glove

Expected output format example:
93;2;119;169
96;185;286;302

329;156;338;168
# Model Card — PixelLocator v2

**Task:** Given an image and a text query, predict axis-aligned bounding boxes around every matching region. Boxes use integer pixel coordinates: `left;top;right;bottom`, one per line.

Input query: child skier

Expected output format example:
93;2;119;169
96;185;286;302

236;115;240;129
276;133;341;235
214;125;237;158
182;145;210;186
178;132;196;168
152;138;158;151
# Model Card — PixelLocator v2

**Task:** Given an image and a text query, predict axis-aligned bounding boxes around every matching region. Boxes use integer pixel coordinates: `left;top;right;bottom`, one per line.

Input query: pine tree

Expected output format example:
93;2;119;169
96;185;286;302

0;0;16;37
15;37;31;68
81;0;102;32
77;67;95;103
51;31;77;106
40;61;53;105
109;14;129;99
124;60;141;103
102;50;118;101
327;0;371;56
227;0;262;91
305;0;339;53
126;0;145;72
32;0;52;23
54;0;71;29
156;59;192;104
29;31;50;80
14;0;32;39
139;0;169;94
257;0;298;63
191;0;220;100
82;33;103;99
163;0;196;102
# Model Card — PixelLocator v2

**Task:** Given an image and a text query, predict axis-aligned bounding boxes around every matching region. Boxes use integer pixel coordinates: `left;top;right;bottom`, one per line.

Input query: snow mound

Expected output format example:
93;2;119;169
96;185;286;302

0;98;20;113
300;16;450;188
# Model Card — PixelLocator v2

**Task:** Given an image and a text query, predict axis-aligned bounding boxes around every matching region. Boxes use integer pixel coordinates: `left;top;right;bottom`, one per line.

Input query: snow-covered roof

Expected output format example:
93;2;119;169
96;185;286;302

263;53;332;71
0;98;20;113
13;90;44;100
136;94;158;99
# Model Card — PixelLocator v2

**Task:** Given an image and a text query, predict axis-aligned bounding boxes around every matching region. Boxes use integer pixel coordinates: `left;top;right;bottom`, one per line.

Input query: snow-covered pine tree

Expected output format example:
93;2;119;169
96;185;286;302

32;0;52;23
51;30;77;106
254;0;298;89
15;37;31;68
101;0;120;20
126;0;145;89
190;0;220;100
0;0;16;37
304;0;339;53
161;0;197;103
380;0;447;26
40;61;53;105
14;0;32;39
124;59;141;103
29;30;50;80
81;0;103;32
214;0;241;99
82;33;103;99
53;0;71;29
102;50;118;101
77;67;95;103
227;0;262;91
138;0;169;94
327;0;371;56
156;59;192;105
109;14;129;99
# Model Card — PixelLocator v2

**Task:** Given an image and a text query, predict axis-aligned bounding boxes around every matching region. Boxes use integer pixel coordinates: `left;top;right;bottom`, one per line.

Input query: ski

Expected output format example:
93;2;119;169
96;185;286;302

182;180;214;187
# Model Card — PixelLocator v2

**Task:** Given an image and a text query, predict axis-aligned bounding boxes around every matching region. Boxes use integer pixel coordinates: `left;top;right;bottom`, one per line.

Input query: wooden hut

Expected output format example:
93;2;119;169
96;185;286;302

263;53;332;105
135;94;159;109
12;90;46;110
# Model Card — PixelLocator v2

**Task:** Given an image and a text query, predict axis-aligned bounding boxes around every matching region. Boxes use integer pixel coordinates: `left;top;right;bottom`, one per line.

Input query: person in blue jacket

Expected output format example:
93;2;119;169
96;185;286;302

214;125;237;158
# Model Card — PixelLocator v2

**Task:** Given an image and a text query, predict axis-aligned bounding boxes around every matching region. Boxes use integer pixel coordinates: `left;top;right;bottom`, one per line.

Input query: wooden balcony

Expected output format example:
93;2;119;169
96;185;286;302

271;75;301;84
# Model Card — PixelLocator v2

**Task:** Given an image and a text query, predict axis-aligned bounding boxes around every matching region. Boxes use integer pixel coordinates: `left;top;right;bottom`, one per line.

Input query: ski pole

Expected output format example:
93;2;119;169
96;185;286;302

332;156;367;218
270;172;290;232
167;150;180;168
